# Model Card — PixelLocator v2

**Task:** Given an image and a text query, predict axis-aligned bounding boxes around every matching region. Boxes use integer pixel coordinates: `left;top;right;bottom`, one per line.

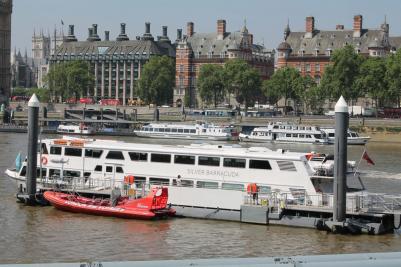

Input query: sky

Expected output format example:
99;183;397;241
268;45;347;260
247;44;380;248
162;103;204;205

11;0;401;56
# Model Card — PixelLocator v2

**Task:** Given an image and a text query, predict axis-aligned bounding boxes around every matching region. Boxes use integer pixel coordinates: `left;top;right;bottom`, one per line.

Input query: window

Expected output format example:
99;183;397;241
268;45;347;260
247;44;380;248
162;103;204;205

64;170;81;178
249;160;272;170
85;149;103;158
223;158;246;168
306;64;311;72
94;165;102;172
197;181;218;189
106;166;113;173
41;143;48;154
190;129;196;134
174;155;195;165
315;63;320;72
128;152;148;161
222;183;244;191
198;156;220;166
36;167;47;177
151;153;171;163
179;64;184;72
49;169;61;177
116;166;124;173
50;146;62;155
65;148;82;157
149;178;169;185
106;151;125;160
19;166;26;177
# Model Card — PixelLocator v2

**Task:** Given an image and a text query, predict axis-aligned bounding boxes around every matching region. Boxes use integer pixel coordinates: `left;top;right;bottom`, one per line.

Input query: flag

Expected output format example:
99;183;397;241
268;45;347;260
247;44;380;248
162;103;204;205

61;19;64;25
15;152;22;172
362;150;375;165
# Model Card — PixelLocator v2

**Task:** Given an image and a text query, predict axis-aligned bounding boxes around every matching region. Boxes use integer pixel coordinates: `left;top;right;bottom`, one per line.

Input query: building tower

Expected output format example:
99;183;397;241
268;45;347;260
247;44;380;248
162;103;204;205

32;30;51;61
0;0;12;102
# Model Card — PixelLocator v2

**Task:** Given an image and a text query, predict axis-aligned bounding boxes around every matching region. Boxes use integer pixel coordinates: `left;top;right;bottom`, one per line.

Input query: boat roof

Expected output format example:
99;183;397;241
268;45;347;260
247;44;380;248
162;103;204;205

44;138;306;161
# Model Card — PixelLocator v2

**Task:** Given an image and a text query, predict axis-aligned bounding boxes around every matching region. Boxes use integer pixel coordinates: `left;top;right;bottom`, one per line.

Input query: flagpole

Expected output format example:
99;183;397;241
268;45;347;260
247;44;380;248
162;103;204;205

354;146;366;176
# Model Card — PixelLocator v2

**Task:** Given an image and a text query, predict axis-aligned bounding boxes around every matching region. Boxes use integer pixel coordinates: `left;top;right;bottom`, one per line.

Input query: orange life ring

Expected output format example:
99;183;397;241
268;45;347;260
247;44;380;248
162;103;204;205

41;156;48;165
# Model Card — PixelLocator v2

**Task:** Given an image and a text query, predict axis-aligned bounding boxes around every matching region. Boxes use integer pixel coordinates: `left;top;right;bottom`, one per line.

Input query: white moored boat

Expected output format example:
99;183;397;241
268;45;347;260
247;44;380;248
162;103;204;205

239;122;329;144
57;124;95;135
6;137;365;214
134;122;239;141
321;128;370;145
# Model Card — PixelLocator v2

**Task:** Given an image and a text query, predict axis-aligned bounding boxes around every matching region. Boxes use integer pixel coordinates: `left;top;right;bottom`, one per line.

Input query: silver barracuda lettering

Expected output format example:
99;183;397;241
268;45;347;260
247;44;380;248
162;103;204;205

187;169;238;178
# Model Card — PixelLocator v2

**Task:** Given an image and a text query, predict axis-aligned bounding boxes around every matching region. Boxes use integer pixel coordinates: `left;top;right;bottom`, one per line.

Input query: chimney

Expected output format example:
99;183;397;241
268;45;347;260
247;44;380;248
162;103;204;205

336;24;344;30
87;28;93;41
177;28;182;40
66;25;77;42
187;22;194;37
353;15;363;37
91;24;101;41
105;31;110;41
116;23;129;41
305;16;315;38
217;19;226;40
162;26;168;37
142;22;154;41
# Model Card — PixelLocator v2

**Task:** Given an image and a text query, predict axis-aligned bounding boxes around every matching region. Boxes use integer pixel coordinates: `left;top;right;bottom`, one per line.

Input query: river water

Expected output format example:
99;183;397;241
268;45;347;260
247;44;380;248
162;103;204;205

1;133;401;263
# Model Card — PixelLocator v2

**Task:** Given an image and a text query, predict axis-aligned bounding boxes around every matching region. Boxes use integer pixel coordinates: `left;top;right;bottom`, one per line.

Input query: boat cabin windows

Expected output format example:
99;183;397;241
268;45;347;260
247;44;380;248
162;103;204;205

19;166;26;177
286;134;291;137
328;133;335;137
299;134;305;138
134;176;146;187
223;158;246;168
49;169;61;178
259;186;271;194
65;147;82;157
94;165;102;172
106;151;125;160
190;129;196;134
85;149;103;158
64;170;81;178
277;161;297;172
172;128;178;133
158;128;165;132
50;146;62;155
174;155;195;165
184;129;190;133
36;167;46;177
314;134;323;139
173;179;194;187
116;166;124;173
197;181;218;189
306;135;312;138
151;153;171;163
41;143;48;154
106;166;113;173
178;129;184;133
128;152;148;161
198;156;220;167
222;183;244;191
149;177;169;185
249;159;272;170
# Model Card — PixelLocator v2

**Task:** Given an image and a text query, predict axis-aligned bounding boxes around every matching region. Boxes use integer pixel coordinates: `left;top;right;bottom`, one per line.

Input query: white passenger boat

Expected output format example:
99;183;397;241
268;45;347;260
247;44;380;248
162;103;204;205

6;137;364;214
239;122;329;144
57;124;95;135
134;122;239;141
321;128;370;145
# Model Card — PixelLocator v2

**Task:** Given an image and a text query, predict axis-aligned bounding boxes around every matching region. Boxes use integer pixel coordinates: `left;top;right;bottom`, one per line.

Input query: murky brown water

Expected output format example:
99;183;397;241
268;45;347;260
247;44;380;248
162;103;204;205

1;133;401;263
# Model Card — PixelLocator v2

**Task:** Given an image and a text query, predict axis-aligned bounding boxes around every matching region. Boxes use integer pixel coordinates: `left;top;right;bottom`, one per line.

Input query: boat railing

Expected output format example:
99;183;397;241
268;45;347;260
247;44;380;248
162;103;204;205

243;191;401;214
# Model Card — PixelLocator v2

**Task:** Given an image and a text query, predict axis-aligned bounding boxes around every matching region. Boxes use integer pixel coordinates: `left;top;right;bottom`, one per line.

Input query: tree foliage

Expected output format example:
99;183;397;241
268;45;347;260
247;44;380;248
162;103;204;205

385;49;401;107
44;60;94;101
137;56;175;105
197;64;225;107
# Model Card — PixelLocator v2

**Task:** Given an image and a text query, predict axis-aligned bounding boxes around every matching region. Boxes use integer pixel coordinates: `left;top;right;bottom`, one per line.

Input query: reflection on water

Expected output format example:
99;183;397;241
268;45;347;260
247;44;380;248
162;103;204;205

1;133;401;263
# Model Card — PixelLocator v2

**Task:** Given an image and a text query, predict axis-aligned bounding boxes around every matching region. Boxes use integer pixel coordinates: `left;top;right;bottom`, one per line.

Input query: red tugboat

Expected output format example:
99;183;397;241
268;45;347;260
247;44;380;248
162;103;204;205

44;187;175;220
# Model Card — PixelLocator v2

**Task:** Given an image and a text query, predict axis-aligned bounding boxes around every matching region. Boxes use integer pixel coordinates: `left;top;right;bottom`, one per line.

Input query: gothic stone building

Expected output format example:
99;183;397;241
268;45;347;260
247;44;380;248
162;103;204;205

277;15;400;84
49;22;175;105
175;19;274;108
0;0;12;102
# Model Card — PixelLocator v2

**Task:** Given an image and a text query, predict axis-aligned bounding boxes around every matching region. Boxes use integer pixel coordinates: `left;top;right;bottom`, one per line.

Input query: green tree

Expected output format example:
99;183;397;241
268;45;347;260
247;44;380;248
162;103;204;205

197;64;225;107
262;67;304;114
320;45;364;104
224;59;262;112
355;57;387;108
137;56;175;105
385;49;401;107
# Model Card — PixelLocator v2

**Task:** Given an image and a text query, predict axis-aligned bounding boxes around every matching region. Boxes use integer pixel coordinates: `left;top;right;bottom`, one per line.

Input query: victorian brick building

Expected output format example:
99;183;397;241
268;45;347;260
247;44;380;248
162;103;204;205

277;15;401;84
175;19;274;108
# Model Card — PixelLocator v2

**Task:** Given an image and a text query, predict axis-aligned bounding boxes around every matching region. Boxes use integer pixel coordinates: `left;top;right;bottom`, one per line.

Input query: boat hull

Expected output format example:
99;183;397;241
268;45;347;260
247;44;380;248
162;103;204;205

44;191;175;220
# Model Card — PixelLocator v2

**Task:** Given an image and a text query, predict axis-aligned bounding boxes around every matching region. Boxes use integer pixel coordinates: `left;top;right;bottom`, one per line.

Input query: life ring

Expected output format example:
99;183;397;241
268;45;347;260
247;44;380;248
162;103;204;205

41;156;48;165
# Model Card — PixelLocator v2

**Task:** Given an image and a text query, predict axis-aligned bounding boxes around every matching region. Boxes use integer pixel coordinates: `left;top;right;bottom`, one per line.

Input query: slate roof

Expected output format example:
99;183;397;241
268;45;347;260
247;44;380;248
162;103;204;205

52;39;175;59
389;36;401;50
283;29;389;55
186;31;244;54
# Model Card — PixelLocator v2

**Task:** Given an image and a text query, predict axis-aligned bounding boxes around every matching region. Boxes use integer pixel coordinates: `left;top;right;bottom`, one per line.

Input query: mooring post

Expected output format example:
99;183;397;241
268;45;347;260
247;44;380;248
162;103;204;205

26;94;40;205
333;96;348;222
154;107;159;121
